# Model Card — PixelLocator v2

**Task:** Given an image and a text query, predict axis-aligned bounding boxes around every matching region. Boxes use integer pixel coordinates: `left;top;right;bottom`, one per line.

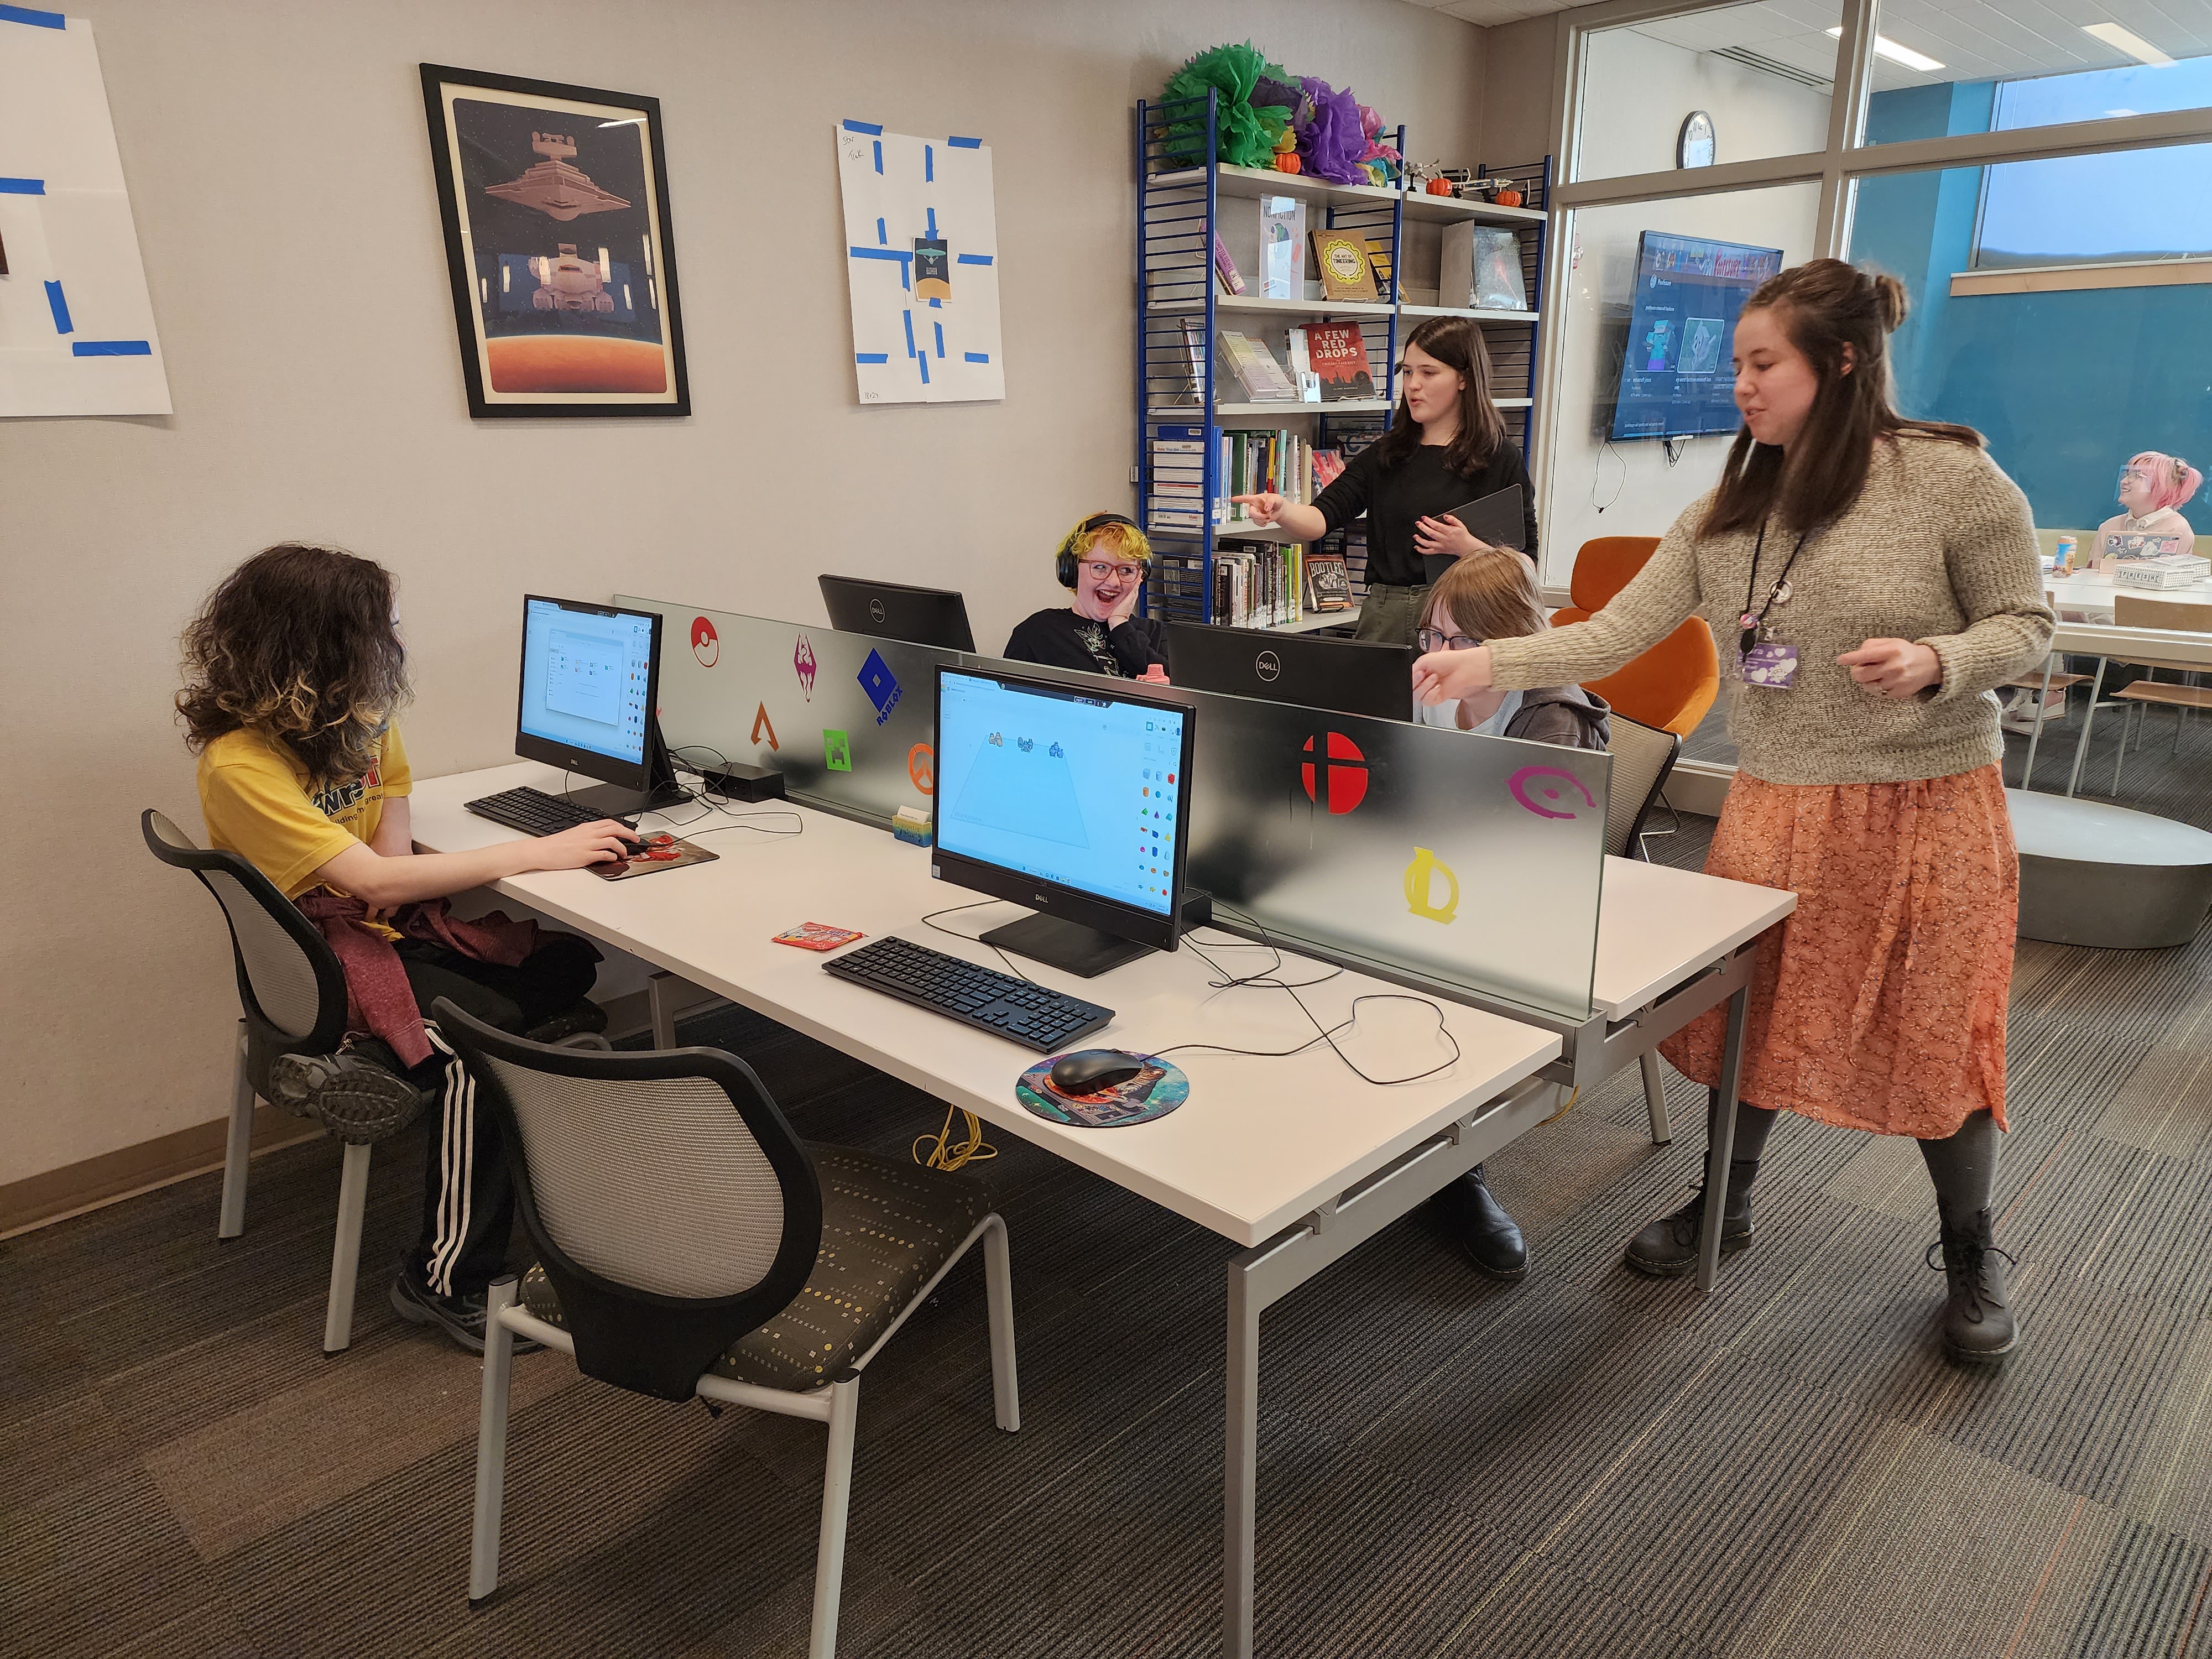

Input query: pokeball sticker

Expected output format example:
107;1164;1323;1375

691;616;719;668
857;648;902;726
825;729;852;771
794;635;817;700
907;743;935;795
1300;731;1369;815
1509;764;1598;821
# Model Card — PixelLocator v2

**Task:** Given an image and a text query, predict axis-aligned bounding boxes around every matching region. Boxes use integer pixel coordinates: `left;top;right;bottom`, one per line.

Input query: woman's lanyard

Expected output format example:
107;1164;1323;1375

1738;517;1810;655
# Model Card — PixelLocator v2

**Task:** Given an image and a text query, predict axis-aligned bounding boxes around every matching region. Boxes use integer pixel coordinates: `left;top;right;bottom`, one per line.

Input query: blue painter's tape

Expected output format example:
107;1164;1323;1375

902;310;915;359
917;352;930;385
872;140;882;174
955;253;994;266
925;145;933;184
926;206;937;240
855;352;889;364
947;135;982;148
848;247;913;267
841;118;883;134
927;297;942;308
876;217;885;246
43;280;71;334
964;352;990;363
0;4;67;27
72;340;152;356
933;322;945;358
0;176;46;194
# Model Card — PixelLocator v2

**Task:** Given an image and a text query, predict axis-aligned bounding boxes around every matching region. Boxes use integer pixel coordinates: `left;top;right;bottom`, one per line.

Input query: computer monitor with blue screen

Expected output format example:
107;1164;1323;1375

931;665;1196;976
1609;232;1783;441
513;595;684;815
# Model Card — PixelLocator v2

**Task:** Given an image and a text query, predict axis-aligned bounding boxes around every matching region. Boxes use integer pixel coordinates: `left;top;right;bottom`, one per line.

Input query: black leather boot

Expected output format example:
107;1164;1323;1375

1927;1208;2019;1364
1624;1160;1757;1277
1436;1165;1527;1282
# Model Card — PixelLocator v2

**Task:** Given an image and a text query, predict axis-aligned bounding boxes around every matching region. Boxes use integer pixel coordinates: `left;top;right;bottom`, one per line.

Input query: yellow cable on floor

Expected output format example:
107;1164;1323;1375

1536;1085;1580;1128
915;1105;997;1172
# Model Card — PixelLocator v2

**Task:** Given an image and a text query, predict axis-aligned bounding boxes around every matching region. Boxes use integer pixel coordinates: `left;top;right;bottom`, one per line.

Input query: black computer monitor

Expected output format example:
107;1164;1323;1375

931;664;1195;977
819;575;977;651
1162;621;1414;722
514;595;685;816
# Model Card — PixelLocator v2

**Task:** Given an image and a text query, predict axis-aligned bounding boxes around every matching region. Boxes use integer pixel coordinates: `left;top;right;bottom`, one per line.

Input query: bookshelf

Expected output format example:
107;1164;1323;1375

1134;90;1551;631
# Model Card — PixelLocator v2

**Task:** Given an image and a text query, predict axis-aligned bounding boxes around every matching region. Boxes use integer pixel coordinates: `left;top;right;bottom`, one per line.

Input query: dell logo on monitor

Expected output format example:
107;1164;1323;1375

1035;892;1050;905
869;598;886;622
1255;650;1281;682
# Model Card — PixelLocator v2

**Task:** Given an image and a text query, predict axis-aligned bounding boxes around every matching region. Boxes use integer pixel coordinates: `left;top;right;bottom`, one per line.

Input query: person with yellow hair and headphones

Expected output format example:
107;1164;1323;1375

1003;512;1172;680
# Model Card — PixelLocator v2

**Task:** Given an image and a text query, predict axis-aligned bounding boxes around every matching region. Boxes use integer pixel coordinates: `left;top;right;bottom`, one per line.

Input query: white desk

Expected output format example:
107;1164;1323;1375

2046;569;2212;621
411;760;1792;1658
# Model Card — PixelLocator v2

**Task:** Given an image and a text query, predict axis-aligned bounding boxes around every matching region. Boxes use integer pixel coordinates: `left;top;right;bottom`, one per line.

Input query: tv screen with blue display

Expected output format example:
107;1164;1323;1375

1609;232;1784;441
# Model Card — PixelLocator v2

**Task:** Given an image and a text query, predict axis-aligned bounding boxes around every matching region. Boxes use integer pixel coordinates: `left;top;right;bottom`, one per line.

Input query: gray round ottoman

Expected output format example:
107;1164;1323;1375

2008;789;2212;950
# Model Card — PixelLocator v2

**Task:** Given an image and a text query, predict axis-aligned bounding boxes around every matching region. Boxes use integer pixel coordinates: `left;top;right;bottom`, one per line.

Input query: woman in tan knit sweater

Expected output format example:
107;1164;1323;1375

1412;259;2053;1364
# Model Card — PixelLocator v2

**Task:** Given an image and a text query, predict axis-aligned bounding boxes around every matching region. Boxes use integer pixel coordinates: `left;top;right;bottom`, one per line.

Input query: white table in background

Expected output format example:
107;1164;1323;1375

411;761;1792;1658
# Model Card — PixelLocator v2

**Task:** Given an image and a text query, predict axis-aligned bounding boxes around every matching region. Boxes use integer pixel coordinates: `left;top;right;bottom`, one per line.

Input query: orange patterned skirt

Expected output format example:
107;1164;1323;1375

1659;764;2015;1139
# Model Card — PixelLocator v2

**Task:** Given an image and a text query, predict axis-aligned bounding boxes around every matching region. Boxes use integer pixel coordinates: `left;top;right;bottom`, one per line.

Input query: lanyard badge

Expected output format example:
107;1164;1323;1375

1736;522;1808;690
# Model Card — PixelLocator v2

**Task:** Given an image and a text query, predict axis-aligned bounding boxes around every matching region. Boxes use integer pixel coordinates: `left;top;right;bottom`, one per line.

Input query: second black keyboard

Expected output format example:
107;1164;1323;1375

465;786;637;837
822;935;1114;1053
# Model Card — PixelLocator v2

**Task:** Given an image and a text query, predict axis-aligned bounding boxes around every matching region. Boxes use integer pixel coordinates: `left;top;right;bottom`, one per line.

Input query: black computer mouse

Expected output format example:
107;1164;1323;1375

1048;1048;1145;1097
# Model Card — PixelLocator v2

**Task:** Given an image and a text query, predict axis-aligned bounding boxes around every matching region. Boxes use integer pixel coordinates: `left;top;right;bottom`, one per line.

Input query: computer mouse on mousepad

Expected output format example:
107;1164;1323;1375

1048;1049;1145;1097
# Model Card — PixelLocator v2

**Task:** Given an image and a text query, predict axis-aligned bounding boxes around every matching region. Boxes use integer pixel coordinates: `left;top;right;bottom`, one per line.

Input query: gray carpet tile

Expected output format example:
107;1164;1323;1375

8;803;2212;1657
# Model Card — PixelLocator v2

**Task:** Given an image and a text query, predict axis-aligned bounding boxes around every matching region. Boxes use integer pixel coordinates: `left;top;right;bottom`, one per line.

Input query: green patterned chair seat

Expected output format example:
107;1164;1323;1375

521;1143;992;1390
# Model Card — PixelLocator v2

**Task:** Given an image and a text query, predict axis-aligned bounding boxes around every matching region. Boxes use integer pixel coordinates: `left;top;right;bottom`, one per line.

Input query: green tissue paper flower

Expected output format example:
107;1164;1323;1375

1161;41;1294;169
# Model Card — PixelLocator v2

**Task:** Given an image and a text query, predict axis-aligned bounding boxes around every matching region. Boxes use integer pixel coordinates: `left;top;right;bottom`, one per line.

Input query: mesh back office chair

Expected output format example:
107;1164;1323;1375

141;808;393;1353
1551;536;1721;738
434;1000;1020;1659
1599;718;1691;1148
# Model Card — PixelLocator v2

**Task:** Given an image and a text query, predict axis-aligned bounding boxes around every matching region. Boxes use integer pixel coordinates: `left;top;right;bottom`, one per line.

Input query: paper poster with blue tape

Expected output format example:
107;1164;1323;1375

0;12;171;417
834;121;1001;406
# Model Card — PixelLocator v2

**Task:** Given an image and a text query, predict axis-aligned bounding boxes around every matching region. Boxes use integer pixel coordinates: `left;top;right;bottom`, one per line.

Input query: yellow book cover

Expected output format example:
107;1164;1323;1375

1311;229;1380;302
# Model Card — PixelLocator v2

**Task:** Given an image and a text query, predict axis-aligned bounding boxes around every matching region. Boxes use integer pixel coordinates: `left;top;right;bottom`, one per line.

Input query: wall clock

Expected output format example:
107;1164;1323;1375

1678;109;1717;168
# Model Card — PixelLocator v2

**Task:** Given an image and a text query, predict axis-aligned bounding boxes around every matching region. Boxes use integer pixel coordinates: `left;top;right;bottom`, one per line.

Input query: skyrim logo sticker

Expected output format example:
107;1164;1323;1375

794;634;817;699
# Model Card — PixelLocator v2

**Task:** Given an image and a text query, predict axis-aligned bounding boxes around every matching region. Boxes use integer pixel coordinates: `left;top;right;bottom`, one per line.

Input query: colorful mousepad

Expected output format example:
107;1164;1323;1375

1015;1054;1190;1129
588;838;721;880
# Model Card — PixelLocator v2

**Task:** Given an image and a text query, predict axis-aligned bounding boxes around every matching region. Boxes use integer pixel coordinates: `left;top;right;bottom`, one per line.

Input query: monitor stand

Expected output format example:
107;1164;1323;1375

559;717;688;821
979;914;1150;979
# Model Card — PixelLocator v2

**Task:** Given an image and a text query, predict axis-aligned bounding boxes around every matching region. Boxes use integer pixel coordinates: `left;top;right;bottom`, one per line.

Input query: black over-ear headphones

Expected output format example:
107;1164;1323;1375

1057;512;1141;589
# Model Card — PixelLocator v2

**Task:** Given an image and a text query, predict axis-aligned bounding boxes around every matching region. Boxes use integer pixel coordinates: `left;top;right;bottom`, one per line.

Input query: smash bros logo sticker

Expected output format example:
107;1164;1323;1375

1299;731;1368;815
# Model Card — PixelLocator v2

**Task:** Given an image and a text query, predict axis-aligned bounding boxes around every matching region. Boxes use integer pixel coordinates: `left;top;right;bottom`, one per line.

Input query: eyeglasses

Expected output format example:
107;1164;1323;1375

1080;561;1145;582
1416;628;1482;653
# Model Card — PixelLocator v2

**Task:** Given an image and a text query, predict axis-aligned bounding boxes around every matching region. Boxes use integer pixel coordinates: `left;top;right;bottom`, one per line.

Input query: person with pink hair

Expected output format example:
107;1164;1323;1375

2094;450;2201;563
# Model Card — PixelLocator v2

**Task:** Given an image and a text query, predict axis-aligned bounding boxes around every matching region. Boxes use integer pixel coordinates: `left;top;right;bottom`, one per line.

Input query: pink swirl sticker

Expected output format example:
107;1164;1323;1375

1508;764;1598;821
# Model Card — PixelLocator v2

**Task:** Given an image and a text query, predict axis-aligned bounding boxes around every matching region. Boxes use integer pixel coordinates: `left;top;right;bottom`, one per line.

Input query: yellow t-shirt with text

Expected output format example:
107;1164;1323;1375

197;726;414;932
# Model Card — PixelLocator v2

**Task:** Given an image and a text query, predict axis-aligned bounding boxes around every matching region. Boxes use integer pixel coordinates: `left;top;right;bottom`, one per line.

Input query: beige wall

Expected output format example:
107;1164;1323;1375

3;0;1502;1184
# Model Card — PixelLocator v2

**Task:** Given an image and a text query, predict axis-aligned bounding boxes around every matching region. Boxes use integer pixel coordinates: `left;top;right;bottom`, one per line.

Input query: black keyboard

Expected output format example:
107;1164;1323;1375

822;936;1114;1053
464;786;637;837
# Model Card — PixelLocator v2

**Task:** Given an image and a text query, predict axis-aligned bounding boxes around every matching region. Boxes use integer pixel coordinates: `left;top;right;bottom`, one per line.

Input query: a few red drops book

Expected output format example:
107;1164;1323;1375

1306;322;1373;401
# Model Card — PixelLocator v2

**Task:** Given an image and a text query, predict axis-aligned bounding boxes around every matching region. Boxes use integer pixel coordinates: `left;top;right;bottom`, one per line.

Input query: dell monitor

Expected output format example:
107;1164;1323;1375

1608;231;1783;441
931;665;1194;977
514;594;685;817
1162;621;1413;722
820;575;977;651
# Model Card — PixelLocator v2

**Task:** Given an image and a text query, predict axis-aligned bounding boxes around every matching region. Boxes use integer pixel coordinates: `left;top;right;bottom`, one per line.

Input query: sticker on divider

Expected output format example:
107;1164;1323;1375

857;648;902;725
751;702;779;750
794;634;817;699
1404;847;1460;923
825;728;852;771
907;742;935;794
691;616;719;667
1507;764;1598;821
1300;731;1368;815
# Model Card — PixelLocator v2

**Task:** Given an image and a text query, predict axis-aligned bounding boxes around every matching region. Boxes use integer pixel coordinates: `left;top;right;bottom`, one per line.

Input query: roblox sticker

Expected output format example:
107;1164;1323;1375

857;648;902;726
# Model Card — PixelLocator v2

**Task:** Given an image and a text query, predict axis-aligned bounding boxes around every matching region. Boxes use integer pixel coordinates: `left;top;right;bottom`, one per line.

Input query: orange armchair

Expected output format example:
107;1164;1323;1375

1550;535;1719;738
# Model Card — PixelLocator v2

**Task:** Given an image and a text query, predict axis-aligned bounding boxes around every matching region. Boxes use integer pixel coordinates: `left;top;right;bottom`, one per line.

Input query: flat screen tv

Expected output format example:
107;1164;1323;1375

1608;232;1784;442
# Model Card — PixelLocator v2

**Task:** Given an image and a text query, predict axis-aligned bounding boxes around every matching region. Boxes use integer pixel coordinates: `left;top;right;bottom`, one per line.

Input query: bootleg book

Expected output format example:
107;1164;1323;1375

1303;552;1353;611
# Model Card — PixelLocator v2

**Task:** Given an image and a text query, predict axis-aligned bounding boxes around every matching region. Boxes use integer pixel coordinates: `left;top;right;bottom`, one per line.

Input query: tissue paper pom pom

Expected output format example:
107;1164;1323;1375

1296;76;1369;185
1162;43;1293;169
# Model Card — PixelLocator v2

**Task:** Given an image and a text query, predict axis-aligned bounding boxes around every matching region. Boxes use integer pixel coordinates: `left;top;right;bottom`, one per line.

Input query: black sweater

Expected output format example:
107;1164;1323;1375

1003;609;1168;678
1312;435;1538;587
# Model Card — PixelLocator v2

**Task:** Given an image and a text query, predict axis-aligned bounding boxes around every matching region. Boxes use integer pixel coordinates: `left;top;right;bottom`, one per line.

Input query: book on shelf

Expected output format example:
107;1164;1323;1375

1258;195;1306;300
1311;228;1379;302
1215;328;1297;402
1214;234;1245;295
1312;447;1347;488
1213;539;1304;629
1439;225;1528;312
1303;551;1353;611
1305;322;1374;401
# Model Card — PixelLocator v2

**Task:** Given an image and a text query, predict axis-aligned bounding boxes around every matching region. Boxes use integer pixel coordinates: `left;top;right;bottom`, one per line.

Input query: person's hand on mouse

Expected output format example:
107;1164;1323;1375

1838;638;1942;700
1413;515;1486;562
525;820;642;869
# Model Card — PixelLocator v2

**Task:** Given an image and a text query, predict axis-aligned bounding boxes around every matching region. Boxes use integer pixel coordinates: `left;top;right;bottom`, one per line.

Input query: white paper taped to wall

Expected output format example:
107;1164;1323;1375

834;121;1003;406
0;10;171;418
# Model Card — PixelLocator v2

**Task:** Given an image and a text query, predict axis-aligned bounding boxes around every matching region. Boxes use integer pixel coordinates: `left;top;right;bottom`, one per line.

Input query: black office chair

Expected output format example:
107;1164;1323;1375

1599;718;1688;1146
433;999;1019;1658
142;807;394;1353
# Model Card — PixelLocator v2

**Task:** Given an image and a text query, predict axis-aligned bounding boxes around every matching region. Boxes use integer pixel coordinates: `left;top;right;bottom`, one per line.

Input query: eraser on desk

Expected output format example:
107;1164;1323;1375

893;805;932;846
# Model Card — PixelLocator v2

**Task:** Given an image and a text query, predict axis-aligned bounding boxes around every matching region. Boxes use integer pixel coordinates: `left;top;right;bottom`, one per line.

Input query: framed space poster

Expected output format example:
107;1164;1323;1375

419;64;689;418
835;121;1004;405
